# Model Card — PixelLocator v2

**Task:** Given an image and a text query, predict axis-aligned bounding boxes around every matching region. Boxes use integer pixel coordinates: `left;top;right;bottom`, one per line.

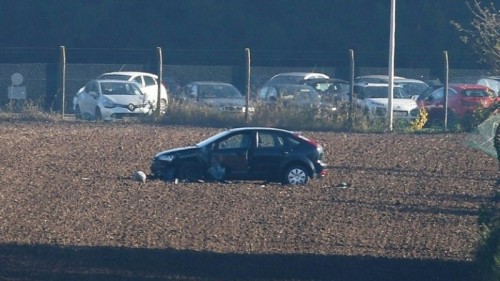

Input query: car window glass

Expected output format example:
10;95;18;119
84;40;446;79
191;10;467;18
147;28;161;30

286;136;300;147
86;81;98;93
101;82;139;95
257;132;283;148
144;76;156;87
430;88;444;100
217;133;251;150
365;87;388;98
97;74;129;81
258;87;268;99
133;76;143;86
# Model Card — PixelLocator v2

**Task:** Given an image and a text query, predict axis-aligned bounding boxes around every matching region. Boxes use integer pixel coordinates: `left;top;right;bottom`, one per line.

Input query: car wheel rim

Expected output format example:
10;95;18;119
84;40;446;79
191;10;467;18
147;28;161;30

287;168;306;184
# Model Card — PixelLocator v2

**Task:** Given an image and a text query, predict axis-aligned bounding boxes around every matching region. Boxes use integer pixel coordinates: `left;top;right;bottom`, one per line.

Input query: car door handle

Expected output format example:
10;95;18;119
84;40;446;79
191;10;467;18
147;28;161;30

281;151;289;155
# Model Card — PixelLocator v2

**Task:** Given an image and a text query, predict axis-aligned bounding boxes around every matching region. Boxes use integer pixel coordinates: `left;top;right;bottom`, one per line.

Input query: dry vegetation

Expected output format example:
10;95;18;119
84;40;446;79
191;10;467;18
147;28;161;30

0;120;497;281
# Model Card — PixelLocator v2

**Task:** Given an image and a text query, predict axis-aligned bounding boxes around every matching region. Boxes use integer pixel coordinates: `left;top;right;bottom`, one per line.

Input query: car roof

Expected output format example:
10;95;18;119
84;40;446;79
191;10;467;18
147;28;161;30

394;78;427;84
100;71;158;78
227;127;296;134
94;79;136;84
449;83;490;90
271;72;330;79
355;82;402;88
301;77;349;83
187;81;233;86
356;75;406;80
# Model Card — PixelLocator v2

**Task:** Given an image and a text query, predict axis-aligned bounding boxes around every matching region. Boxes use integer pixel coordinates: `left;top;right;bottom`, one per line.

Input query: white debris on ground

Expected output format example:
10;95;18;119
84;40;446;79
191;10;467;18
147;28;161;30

133;170;147;183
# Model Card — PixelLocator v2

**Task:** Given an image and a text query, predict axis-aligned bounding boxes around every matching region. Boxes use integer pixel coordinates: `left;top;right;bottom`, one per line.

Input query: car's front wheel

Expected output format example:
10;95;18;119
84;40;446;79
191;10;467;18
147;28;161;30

75;105;82;119
283;165;309;185
178;162;203;182
159;98;168;114
95;107;102;121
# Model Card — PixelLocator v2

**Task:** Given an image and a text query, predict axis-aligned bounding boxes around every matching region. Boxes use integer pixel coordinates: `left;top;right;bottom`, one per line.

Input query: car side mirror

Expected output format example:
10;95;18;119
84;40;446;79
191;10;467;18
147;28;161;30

89;91;98;98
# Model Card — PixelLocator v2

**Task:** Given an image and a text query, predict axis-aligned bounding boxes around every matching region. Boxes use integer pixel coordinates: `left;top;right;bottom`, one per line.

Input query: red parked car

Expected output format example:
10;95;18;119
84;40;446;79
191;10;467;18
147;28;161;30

416;84;498;126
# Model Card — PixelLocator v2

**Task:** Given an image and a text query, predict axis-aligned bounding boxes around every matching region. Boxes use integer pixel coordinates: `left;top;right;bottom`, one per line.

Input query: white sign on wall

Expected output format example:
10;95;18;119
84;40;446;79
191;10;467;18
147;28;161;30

8;72;26;100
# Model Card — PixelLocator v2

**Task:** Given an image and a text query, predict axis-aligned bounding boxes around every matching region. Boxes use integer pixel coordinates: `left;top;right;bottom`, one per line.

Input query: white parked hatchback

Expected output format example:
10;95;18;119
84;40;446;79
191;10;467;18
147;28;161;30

97;71;169;113
74;80;152;121
353;83;419;121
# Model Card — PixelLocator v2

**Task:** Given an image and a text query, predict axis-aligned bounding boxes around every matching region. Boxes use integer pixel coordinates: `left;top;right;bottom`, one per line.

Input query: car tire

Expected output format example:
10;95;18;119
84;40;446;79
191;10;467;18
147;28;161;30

178;162;203;181
283;164;309;185
95;107;102;121
75;105;82;120
159;98;168;114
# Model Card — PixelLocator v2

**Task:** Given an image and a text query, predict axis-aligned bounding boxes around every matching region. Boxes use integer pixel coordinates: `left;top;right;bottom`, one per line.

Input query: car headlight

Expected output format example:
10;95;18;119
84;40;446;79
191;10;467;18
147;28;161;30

374;107;386;116
370;101;385;107
158;154;175;162
102;97;116;108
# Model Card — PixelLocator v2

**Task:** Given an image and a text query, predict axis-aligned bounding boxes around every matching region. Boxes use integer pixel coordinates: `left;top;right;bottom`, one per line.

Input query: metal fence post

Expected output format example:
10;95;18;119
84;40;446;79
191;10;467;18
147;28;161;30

245;48;251;122
349;49;355;127
59;46;66;117
156;47;163;116
443;51;449;131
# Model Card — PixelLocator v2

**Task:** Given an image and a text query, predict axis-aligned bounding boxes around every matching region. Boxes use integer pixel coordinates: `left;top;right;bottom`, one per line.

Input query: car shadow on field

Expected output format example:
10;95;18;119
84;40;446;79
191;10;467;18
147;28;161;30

0;243;478;281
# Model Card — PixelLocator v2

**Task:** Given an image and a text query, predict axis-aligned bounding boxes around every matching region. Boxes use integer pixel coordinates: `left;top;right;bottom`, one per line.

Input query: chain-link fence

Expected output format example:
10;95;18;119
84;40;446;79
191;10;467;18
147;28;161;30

0;48;497;115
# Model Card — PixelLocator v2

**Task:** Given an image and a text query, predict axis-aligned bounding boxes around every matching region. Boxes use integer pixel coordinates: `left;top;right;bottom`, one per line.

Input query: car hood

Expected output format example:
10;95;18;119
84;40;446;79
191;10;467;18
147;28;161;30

154;146;200;158
366;98;417;109
104;94;148;105
200;98;246;107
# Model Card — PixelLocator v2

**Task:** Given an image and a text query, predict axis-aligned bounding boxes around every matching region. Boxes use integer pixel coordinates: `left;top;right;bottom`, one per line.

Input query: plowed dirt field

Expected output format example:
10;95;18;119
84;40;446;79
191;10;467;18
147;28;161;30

0;121;497;281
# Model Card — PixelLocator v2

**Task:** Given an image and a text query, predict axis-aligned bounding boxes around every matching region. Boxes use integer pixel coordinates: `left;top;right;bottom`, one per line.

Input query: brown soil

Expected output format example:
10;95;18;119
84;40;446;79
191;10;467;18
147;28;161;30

0;121;497;281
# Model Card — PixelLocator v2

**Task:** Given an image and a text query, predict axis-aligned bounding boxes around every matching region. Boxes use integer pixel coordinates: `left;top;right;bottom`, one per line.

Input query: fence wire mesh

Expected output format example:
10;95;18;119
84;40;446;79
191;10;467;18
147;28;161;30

465;114;500;158
0;51;497;117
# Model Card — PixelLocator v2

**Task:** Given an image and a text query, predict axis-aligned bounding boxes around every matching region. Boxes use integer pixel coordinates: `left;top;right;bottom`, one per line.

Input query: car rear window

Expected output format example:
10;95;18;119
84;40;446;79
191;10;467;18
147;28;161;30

98;74;130;81
462;89;492;97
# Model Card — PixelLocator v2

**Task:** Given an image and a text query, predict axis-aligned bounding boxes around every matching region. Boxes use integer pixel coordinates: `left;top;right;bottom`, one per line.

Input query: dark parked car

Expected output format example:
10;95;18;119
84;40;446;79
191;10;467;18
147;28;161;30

180;81;255;113
298;77;350;103
257;84;335;111
150;127;328;185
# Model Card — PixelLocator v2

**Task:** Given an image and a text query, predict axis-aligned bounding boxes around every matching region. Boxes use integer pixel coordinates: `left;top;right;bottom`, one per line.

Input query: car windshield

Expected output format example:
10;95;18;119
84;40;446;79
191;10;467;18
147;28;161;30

313;81;349;92
199;84;242;99
277;85;320;102
364;86;410;99
100;82;142;96
395;81;428;96
196;130;232;147
270;76;304;84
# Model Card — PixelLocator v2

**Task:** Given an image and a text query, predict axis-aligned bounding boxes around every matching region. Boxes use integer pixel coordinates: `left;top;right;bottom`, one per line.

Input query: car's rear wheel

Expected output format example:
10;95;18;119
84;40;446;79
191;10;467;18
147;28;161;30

283;165;309;185
178;162;203;181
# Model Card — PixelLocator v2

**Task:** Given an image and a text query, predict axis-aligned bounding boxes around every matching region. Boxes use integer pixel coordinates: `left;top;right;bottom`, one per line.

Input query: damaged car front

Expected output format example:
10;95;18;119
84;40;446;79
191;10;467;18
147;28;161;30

150;146;209;181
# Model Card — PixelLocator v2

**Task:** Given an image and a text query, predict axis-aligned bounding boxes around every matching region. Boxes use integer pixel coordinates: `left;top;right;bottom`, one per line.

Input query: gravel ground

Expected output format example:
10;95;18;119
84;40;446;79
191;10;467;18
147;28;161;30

0;121;497;281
